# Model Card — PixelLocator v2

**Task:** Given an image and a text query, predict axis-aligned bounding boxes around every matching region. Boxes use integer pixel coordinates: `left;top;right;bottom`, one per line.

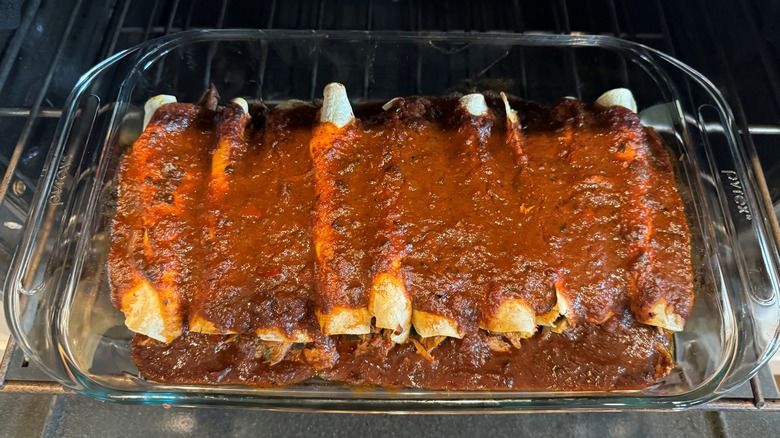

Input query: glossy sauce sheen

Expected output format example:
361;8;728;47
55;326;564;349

189;105;320;338
311;122;385;314
386;99;558;327
114;96;692;390
108;103;215;328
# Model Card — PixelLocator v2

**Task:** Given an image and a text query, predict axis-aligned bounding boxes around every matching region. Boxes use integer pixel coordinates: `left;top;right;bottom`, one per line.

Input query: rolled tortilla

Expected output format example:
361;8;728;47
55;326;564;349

375;96;471;340
183;99;250;339
311;83;373;335
456;93;491;161
596;88;693;331
366;98;416;344
188;99;314;343
596;88;690;331
597;88;658;328
453;94;539;338
109;96;213;343
497;93;573;333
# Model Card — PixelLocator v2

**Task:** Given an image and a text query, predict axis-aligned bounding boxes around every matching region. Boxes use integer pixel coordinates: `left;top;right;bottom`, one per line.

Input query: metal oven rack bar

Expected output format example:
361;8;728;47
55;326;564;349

1;0;780;411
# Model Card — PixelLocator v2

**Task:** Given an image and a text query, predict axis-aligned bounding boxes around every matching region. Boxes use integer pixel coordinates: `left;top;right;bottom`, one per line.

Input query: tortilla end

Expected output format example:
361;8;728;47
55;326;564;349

481;298;536;338
320;82;354;128
382;97;403;111
188;315;238;335
190;315;311;343
230;97;249;114
121;279;181;343
641;299;685;332
412;310;464;339
369;272;412;343
317;306;372;335
500;92;519;125
595;88;638;113
537;289;571;328
255;328;312;343
459;93;489;117
143;95;177;129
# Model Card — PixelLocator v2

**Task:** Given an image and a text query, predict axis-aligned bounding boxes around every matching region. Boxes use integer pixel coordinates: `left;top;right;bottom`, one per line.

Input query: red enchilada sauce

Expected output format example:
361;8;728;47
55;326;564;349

115;95;691;390
188;104;322;339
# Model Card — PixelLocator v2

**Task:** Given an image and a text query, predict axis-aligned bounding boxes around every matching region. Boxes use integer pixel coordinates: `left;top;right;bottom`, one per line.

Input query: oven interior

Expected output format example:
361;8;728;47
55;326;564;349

1;0;779;410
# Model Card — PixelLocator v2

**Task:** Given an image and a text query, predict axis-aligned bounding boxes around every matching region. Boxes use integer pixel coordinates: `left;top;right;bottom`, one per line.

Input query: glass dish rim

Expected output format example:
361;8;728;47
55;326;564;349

6;29;777;412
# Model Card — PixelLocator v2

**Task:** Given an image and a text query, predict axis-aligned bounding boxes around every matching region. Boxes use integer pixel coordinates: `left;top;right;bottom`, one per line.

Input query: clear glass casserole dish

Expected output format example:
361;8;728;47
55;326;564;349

4;30;780;412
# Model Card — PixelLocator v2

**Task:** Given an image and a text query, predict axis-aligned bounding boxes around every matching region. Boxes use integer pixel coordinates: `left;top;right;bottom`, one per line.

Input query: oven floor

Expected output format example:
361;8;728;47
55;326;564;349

1;392;778;438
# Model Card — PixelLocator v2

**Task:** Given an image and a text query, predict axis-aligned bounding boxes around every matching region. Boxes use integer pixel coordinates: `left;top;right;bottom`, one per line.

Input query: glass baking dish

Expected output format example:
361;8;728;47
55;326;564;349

4;30;780;412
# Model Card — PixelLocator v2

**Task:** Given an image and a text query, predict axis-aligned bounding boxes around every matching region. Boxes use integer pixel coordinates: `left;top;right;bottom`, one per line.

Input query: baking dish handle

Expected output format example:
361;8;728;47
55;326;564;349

695;100;780;394
3;82;108;384
2;42;140;385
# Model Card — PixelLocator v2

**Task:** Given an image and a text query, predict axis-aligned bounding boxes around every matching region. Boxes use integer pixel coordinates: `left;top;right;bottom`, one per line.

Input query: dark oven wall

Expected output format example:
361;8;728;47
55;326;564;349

0;0;779;268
